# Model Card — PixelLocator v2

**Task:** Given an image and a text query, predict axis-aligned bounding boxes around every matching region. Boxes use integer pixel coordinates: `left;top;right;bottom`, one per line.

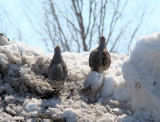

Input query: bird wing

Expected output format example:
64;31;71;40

61;62;68;81
102;49;111;69
48;57;57;73
89;49;102;69
89;50;94;68
49;64;64;81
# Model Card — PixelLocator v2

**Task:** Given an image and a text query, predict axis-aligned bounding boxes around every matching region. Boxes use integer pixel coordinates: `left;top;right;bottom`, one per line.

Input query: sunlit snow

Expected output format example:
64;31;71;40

0;32;160;121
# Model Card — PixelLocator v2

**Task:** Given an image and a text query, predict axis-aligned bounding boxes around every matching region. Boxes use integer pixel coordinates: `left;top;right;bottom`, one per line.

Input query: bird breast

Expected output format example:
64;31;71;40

49;63;64;81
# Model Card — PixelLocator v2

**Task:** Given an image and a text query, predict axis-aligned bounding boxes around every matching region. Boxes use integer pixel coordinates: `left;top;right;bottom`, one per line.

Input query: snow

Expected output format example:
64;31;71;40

84;71;104;93
62;108;79;122
0;32;160;121
101;77;115;98
122;32;160;121
112;76;129;102
23;98;42;112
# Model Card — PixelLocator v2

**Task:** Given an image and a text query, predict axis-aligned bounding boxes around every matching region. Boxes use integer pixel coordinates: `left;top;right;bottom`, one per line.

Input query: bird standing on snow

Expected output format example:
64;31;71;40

89;36;111;72
48;46;68;87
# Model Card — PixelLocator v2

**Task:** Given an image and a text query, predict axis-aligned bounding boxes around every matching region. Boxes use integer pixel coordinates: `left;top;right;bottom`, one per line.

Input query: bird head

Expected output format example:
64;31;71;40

99;36;106;44
98;36;106;49
53;46;63;63
54;46;61;53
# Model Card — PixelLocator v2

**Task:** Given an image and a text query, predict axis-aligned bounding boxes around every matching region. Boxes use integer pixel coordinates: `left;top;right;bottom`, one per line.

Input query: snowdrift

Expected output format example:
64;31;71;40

0;36;132;121
123;32;160;121
0;32;160;121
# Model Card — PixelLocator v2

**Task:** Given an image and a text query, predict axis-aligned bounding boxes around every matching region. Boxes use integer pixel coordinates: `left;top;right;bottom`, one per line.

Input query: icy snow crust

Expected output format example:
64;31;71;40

122;32;160;121
0;32;159;121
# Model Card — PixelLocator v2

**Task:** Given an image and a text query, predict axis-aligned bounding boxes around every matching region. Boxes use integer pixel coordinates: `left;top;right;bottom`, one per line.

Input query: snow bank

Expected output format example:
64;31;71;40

84;71;104;93
0;39;55;98
101;54;129;102
0;38;130;121
123;32;160;121
0;34;141;121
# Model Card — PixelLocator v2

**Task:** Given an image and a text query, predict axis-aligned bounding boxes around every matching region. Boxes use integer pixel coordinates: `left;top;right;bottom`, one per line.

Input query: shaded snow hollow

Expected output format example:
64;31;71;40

0;32;159;121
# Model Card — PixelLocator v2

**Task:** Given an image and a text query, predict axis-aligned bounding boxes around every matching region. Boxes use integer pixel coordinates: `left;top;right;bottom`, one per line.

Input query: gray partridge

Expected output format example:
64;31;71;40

48;46;67;86
89;36;111;72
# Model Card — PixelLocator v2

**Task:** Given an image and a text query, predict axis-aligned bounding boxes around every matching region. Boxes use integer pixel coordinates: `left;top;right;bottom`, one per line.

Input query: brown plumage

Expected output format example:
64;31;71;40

89;36;111;72
48;46;67;85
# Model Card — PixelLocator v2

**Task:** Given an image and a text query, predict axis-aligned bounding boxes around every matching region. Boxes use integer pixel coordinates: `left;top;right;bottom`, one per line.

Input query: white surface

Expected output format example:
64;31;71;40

1;33;159;121
122;32;160;121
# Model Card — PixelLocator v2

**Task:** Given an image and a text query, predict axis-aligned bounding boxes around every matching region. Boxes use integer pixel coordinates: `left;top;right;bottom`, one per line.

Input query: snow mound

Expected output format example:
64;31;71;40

0;40;56;98
122;32;160;121
84;71;104;93
101;54;129;102
0;39;134;121
81;54;129;104
62;108;79;122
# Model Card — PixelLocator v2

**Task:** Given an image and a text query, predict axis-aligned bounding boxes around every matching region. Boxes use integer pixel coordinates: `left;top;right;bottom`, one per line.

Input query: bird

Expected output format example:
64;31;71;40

0;33;9;46
0;33;4;36
89;36;111;72
48;46;68;87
